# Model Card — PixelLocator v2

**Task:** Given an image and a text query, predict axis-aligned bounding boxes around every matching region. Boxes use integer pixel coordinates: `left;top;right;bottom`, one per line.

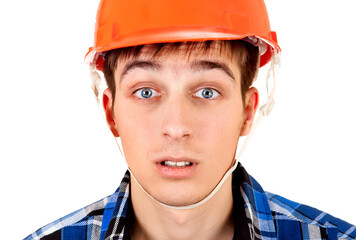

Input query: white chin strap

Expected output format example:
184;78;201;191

111;53;281;210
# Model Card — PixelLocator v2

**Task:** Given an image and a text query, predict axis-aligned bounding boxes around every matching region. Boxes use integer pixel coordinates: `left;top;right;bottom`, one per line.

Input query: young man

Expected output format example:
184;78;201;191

25;0;356;239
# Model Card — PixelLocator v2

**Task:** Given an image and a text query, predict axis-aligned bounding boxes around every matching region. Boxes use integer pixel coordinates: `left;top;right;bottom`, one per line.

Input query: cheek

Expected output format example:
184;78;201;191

118;117;150;140
192;106;243;177
114;101;158;160
194;104;244;150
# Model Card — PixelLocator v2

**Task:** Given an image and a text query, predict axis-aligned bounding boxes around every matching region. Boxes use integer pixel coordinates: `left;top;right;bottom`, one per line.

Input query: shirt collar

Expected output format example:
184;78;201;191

233;162;277;239
100;162;277;240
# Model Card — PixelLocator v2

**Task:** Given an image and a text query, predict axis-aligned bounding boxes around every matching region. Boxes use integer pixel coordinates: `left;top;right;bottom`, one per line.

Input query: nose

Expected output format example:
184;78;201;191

160;95;192;141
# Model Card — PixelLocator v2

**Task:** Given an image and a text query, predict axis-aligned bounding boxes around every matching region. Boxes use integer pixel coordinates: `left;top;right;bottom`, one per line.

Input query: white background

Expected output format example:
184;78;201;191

0;0;355;239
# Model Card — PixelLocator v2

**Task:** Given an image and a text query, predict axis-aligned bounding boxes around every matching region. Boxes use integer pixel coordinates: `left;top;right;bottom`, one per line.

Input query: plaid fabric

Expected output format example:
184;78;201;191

24;163;356;240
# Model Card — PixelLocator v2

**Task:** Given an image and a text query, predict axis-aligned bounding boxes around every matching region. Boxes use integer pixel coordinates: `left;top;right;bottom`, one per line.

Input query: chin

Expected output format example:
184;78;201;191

155;195;202;207
151;185;208;207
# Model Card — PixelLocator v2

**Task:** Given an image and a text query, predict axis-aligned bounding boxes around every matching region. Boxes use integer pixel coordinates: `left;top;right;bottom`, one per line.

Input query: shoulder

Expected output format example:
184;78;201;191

266;192;356;240
23;194;112;240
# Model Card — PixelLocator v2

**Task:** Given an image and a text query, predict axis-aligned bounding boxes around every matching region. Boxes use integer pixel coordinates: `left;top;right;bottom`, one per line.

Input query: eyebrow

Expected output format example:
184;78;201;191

120;60;161;83
119;59;235;83
190;60;236;81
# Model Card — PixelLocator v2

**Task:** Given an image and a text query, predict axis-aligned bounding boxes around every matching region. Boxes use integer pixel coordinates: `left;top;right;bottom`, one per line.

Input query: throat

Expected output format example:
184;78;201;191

131;213;234;240
130;173;235;240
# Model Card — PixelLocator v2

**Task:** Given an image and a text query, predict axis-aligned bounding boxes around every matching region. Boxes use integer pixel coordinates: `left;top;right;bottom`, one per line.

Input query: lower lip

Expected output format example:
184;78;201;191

155;162;198;178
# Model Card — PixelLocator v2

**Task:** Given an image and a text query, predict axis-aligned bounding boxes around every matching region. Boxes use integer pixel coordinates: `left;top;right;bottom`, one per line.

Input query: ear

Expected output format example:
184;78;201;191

103;88;120;137
240;87;259;136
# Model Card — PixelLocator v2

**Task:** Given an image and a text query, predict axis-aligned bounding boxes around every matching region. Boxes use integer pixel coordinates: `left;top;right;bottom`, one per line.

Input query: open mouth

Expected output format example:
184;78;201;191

156;159;197;178
160;161;194;167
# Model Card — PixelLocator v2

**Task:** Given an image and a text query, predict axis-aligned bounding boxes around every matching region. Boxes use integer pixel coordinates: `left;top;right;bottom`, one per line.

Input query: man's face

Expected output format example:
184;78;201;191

104;43;258;206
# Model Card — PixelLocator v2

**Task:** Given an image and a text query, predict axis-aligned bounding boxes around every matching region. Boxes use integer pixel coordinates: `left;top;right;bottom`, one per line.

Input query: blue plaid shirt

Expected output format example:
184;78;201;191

24;163;356;240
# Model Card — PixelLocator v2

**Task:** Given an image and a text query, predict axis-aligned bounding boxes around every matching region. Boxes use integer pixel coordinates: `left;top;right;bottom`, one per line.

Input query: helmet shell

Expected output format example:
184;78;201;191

86;0;281;69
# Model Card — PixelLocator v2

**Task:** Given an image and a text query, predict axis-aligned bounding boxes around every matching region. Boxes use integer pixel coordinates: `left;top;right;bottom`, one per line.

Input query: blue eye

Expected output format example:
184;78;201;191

195;88;219;99
134;88;159;99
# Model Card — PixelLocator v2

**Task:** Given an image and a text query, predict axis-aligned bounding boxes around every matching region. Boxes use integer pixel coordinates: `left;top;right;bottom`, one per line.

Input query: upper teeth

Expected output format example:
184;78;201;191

163;161;191;167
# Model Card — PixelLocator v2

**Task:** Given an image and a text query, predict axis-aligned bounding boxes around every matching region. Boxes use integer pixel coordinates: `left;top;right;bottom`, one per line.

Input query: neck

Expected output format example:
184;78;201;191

130;176;234;240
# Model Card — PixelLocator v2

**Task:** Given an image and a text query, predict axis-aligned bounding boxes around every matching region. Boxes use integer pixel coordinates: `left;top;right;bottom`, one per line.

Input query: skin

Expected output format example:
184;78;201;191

103;43;259;240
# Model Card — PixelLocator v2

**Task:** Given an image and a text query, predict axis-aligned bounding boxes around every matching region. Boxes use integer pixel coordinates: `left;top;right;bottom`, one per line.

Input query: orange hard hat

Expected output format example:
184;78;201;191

86;0;281;70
